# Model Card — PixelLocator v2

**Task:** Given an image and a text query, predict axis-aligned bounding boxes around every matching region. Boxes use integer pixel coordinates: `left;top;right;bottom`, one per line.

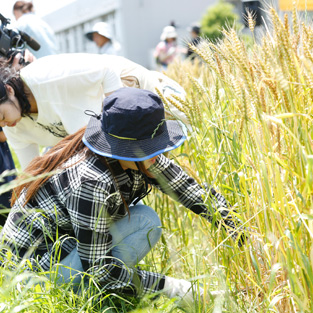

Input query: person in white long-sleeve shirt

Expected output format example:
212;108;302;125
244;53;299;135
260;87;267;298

0;53;188;170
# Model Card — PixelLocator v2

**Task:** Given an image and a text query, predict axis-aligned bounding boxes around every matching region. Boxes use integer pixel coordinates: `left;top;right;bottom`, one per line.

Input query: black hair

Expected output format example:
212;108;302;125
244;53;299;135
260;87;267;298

191;25;201;35
0;58;31;116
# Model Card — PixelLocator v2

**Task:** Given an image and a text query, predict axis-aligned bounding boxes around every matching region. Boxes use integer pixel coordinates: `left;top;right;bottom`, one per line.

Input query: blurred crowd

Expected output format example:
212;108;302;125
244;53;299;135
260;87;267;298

6;1;203;69
154;22;202;70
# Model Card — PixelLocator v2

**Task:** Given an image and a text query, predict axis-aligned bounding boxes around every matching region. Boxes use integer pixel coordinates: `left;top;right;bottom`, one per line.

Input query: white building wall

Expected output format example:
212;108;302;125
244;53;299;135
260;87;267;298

44;0;121;54
42;0;250;68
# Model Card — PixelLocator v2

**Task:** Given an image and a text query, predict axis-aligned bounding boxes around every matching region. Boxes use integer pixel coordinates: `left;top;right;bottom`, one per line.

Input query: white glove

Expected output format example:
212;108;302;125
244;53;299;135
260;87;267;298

163;276;203;308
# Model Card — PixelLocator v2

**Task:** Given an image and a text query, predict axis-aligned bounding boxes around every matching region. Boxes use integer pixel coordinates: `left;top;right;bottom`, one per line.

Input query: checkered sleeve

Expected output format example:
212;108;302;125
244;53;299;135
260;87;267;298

66;180;165;296
148;155;246;246
1;198;57;272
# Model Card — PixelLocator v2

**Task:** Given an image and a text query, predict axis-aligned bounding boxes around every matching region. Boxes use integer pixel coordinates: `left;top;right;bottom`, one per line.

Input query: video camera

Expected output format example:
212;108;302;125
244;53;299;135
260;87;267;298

0;13;40;64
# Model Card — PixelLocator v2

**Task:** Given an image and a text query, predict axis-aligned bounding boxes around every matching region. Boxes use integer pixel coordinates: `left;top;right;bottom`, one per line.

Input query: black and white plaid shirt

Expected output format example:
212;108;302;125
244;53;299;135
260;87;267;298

1;153;244;296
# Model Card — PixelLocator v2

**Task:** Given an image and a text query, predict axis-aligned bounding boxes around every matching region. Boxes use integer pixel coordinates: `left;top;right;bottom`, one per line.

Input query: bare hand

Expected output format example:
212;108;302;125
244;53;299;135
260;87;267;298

23;49;36;64
11;49;36;70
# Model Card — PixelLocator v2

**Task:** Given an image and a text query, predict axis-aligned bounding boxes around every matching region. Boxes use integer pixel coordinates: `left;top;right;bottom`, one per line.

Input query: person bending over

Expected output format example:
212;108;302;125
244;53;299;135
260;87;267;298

0;53;188;171
1;88;245;308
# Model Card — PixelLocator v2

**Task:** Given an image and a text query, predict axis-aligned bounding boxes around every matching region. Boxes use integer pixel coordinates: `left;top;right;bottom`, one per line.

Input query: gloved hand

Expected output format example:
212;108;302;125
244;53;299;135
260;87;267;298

203;185;247;247
162;276;203;308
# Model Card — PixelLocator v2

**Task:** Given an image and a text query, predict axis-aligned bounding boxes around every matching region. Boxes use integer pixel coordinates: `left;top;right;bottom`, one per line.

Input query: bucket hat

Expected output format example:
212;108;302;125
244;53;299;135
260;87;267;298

85;22;114;41
83;88;187;161
160;26;177;41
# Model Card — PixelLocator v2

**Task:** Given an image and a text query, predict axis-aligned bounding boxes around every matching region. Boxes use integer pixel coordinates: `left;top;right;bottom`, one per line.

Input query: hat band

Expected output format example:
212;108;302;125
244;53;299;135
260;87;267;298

109;133;137;140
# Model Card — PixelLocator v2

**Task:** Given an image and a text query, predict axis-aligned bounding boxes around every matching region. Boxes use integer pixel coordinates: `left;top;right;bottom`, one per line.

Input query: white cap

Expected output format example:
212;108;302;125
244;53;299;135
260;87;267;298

160;26;177;41
85;22;114;41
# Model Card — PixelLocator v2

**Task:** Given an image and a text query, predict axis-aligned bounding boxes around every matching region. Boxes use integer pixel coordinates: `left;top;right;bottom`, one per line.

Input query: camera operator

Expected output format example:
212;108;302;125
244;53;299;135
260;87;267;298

13;1;58;58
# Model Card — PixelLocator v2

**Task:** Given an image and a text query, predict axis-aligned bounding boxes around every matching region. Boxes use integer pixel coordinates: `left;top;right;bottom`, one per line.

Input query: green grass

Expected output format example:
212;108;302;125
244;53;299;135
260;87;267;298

9;144;20;172
1;5;313;312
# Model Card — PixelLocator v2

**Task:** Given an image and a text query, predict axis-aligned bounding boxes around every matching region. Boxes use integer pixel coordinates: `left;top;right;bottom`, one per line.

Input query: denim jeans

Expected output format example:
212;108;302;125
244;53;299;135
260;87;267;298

54;204;162;284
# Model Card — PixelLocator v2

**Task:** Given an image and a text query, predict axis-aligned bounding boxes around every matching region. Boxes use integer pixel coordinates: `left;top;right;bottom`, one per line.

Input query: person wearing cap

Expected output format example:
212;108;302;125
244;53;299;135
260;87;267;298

154;25;179;70
1;87;245;307
85;22;121;56
0;53;188;172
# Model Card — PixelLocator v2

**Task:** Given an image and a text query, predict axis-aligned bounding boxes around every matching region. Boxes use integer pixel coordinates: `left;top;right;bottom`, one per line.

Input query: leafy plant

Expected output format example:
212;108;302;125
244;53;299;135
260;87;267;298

200;0;242;42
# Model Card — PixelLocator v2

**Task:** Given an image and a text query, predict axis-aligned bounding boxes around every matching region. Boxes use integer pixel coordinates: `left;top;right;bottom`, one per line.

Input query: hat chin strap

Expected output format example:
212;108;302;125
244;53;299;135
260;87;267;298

132;162;152;205
135;161;141;171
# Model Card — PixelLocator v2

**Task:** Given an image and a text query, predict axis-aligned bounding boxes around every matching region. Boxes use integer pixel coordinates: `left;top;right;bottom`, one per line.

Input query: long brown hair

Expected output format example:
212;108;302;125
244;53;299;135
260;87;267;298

11;126;153;211
11;127;89;206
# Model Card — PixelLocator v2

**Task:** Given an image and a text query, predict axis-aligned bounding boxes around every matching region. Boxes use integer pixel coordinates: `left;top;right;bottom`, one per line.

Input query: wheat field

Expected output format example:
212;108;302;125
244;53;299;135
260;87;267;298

1;6;313;313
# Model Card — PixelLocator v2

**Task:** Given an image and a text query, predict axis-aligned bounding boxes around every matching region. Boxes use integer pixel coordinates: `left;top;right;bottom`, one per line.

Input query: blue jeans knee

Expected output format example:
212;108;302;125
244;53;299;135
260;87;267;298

109;204;162;266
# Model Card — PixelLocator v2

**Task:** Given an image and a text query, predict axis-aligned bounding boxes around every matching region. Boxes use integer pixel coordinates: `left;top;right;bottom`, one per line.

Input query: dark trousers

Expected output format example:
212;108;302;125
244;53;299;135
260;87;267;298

0;141;16;226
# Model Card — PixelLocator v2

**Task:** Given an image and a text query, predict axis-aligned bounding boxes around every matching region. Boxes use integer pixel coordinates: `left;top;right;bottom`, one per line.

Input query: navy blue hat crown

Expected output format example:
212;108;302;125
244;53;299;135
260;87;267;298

83;87;187;161
101;88;166;140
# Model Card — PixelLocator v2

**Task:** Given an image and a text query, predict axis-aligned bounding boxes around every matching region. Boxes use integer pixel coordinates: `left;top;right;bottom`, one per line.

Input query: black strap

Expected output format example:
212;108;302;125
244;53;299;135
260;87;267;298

132;162;152;205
